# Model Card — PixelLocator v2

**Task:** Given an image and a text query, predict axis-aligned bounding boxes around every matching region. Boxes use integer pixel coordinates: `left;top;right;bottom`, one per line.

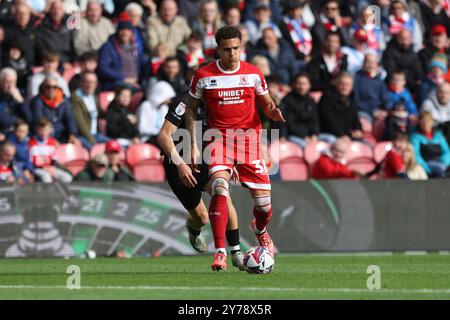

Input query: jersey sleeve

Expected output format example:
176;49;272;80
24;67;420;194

254;67;269;96
189;69;204;99
165;99;186;128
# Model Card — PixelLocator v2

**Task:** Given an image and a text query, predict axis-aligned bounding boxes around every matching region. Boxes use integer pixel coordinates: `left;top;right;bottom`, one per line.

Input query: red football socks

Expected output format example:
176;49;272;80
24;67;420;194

209;194;228;249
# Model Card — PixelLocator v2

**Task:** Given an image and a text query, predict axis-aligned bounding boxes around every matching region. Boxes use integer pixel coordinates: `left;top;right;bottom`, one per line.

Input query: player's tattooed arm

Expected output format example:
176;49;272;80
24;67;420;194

258;94;285;122
185;95;201;172
157;120;198;188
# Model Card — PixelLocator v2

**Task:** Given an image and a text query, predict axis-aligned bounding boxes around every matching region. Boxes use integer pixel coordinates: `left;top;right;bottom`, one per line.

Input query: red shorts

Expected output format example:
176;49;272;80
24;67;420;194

205;131;271;190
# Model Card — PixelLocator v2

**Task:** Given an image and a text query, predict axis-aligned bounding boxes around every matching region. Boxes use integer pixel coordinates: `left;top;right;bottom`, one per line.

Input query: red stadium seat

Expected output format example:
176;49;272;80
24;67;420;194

374;141;393;164
90;143;126;163
269;140;308;181
126;144;165;182
359;116;373;133
54;144;89;176
99;91;115;111
343;141;376;175
304;140;331;167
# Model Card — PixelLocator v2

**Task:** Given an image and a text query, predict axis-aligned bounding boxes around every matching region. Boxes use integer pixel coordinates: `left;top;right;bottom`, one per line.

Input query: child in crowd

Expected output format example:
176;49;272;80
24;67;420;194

6;119;33;181
29;117;73;183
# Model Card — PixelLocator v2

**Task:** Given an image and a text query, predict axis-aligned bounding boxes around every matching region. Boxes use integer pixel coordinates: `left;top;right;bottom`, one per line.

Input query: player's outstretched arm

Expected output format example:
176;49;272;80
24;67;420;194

258;93;285;122
157;120;198;188
185;95;202;171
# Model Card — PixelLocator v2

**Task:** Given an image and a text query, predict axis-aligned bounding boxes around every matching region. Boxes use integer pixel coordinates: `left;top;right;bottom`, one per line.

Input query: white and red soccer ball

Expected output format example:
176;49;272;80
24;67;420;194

243;246;275;274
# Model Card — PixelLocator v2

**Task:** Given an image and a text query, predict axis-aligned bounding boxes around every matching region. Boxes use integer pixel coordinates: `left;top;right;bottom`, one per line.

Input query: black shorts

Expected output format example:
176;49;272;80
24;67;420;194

163;157;210;210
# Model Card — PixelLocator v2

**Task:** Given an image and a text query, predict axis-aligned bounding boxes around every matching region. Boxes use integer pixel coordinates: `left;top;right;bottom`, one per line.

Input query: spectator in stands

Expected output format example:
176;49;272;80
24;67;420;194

249;55;271;77
0;0;13;24
29;117;73;183
411;111;450;177
148;43;169;77
5;120;33;181
74;0;115;57
4;2;38;67
97;18;144;91
383;95;414;141
350;5;386;55
104;140;134;181
223;6;241;27
178;0;202;26
318;72;363;142
3;40;31;92
232;0;283;25
387;0;423;52
312;137;358;179
146;0;192;57
29;75;80;144
245;1;282;45
71;72;109;150
156;57;188;94
25;0;48;19
0;141;27;184
105;86;140;147
418;0;450;36
422;82;450;144
0;68;26;136
177;33;205;70
279;73;319;148
382;29;423;92
69;52;99;92
278;0;313;63
382;132;409;179
307;31;349;91
63;0;115;16
418;25;450;74
36;0;74;64
27;51;71;102
384;70;418;140
402;141;429;180
386;70;418;119
419;54;448;104
311;0;351;54
125;2;147;55
137;81;176;146
354;53;389;122
255;27;300;84
74;153;114;182
238;25;257;61
341;29;370;76
191;0;223;58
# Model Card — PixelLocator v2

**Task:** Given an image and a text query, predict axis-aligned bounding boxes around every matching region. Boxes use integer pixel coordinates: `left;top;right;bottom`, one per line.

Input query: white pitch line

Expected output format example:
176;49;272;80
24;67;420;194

1;285;450;295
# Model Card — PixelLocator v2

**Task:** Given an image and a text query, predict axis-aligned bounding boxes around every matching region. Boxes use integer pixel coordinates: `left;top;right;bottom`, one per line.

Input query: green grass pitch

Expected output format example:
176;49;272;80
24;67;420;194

1;254;450;299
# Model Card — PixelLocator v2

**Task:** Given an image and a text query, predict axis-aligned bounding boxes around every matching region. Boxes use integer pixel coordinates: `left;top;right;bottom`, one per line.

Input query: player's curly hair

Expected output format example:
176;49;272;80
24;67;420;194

215;26;242;46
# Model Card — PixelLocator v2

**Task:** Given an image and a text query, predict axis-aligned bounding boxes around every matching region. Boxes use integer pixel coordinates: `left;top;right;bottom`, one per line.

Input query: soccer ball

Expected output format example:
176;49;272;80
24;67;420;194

243;246;275;274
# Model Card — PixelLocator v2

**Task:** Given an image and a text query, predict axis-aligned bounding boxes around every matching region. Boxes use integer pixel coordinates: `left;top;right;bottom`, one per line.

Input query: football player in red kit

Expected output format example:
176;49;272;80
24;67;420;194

185;26;285;271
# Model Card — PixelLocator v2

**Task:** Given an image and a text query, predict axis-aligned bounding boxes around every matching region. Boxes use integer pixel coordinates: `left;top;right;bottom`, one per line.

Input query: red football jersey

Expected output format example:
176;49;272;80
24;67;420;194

382;149;406;178
29;137;57;168
189;60;269;132
0;164;13;181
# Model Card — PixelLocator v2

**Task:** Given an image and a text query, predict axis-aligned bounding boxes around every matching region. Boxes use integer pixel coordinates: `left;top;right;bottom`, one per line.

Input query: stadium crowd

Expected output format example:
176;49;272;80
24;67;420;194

0;0;449;184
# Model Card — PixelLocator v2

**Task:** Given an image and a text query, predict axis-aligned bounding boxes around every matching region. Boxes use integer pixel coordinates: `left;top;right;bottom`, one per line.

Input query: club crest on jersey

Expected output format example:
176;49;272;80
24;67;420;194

239;75;249;86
